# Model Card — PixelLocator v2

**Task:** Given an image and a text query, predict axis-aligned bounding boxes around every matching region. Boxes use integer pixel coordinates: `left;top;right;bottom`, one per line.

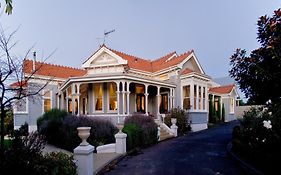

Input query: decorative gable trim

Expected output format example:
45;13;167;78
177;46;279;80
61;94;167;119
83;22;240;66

82;46;128;69
177;52;205;74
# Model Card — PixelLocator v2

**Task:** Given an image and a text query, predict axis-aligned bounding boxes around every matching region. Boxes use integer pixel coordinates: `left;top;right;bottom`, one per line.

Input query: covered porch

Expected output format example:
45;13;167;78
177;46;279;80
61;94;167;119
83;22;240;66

57;75;176;123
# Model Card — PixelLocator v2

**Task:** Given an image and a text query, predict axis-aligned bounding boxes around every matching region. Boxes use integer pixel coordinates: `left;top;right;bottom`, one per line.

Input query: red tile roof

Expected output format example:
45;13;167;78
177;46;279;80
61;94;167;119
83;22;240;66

10;80;28;88
23;59;86;79
109;47;193;73
209;84;235;94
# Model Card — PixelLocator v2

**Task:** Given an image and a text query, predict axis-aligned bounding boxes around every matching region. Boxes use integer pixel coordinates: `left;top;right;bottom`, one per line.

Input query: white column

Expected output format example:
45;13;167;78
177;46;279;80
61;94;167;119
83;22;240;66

116;82;120;116
145;84;149;115
190;83;194;111
66;89;69;113
77;83;81;116
61;92;65;110
205;87;208;111
172;89;175;108
71;84;76;115
196;84;199;111
157;86;161;115
169;88;173;110
122;81;126;115
126;82;130;115
200;86;203;110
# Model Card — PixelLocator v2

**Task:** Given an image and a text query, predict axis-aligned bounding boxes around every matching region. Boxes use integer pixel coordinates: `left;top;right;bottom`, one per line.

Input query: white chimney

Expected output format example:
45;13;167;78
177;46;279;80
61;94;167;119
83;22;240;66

32;51;36;71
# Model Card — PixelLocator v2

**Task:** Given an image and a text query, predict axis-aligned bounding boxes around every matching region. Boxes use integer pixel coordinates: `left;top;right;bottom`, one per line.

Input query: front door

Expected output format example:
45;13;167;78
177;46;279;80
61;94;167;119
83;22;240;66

136;94;145;113
160;94;168;114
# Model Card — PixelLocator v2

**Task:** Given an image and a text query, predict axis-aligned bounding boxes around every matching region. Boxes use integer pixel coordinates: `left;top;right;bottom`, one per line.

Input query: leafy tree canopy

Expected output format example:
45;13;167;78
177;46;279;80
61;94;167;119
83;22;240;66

229;9;281;105
0;0;13;15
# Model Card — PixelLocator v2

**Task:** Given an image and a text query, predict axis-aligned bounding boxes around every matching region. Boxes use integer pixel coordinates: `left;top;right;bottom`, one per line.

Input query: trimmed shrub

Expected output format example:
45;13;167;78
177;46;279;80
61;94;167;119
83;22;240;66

58;115;117;151
38;112;118;151
164;107;190;135
37;108;67;145
124;115;158;147
122;123;143;151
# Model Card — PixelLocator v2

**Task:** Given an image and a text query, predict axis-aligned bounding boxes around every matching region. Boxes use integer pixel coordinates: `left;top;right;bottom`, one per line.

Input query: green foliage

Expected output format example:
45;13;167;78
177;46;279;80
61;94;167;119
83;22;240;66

4;110;13;136
124;115;158;147
0;0;13;15
229;8;281;104
37;108;67;145
232;105;281;174
122;124;143;151
38;112;117;151
164;107;190;135
37;152;77;175
0;126;77;175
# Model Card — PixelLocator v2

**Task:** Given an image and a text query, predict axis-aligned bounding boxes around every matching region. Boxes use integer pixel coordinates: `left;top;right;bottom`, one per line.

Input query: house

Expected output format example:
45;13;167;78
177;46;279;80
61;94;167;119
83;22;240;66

13;45;239;132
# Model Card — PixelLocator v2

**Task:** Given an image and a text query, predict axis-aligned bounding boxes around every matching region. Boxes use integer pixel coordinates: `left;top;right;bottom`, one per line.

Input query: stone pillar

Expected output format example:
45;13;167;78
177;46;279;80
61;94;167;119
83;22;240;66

200;86;203;110
71;84;76;115
144;84;149;115
115;130;127;154
74;127;95;175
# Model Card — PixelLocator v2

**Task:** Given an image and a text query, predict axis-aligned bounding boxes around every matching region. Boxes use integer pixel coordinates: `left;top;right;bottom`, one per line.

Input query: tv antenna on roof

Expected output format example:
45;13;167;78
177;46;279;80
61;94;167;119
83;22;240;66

103;29;115;44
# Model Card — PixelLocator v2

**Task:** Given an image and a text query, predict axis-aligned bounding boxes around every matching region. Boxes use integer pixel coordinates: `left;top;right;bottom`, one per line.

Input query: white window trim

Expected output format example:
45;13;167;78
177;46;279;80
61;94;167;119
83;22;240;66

93;83;104;113
182;85;191;111
229;97;235;114
107;83;117;113
42;90;52;114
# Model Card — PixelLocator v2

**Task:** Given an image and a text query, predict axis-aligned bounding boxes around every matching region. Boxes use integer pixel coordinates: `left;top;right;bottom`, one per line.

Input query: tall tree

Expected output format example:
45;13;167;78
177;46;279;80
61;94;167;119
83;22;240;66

229;9;281;104
0;0;13;15
0;26;51;149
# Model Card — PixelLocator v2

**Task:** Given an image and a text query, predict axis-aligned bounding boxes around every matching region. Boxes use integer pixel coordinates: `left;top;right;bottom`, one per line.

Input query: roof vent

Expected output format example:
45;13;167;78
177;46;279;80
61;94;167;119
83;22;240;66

134;58;138;62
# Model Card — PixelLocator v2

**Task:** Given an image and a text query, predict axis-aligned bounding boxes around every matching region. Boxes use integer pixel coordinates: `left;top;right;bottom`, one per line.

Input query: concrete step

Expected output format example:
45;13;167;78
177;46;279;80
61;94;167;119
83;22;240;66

158;126;174;141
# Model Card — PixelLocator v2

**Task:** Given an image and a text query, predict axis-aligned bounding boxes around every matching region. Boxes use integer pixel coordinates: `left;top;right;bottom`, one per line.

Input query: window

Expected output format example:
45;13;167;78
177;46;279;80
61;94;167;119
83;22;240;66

230;97;235;114
108;83;117;111
14;98;28;113
183;85;190;110
43;90;52;113
194;85;197;110
94;83;103;111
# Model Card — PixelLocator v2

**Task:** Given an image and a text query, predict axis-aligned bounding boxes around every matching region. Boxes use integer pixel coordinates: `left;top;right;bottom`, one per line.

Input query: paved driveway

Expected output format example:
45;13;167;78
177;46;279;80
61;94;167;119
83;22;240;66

105;121;245;175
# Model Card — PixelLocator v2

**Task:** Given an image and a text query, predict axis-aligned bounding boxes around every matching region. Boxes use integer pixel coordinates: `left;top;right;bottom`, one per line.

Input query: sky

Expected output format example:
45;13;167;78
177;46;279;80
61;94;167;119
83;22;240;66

0;0;280;78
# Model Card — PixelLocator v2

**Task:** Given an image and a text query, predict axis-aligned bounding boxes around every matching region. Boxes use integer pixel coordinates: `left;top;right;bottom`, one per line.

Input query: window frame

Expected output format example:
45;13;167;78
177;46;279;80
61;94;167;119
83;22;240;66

93;83;104;113
107;82;117;113
42;89;52;114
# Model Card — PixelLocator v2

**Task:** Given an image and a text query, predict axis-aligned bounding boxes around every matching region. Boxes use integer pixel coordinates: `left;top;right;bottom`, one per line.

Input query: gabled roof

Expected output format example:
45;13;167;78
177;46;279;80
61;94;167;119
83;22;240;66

24;59;87;79
105;45;194;73
209;84;235;94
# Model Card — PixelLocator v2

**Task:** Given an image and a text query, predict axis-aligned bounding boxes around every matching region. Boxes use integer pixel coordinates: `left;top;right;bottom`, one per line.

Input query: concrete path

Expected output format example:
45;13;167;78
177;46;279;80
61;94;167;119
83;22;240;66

105;121;245;175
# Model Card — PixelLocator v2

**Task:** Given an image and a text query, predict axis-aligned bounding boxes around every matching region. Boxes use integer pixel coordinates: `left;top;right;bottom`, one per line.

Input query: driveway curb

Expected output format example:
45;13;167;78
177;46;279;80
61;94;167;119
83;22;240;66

226;142;263;175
